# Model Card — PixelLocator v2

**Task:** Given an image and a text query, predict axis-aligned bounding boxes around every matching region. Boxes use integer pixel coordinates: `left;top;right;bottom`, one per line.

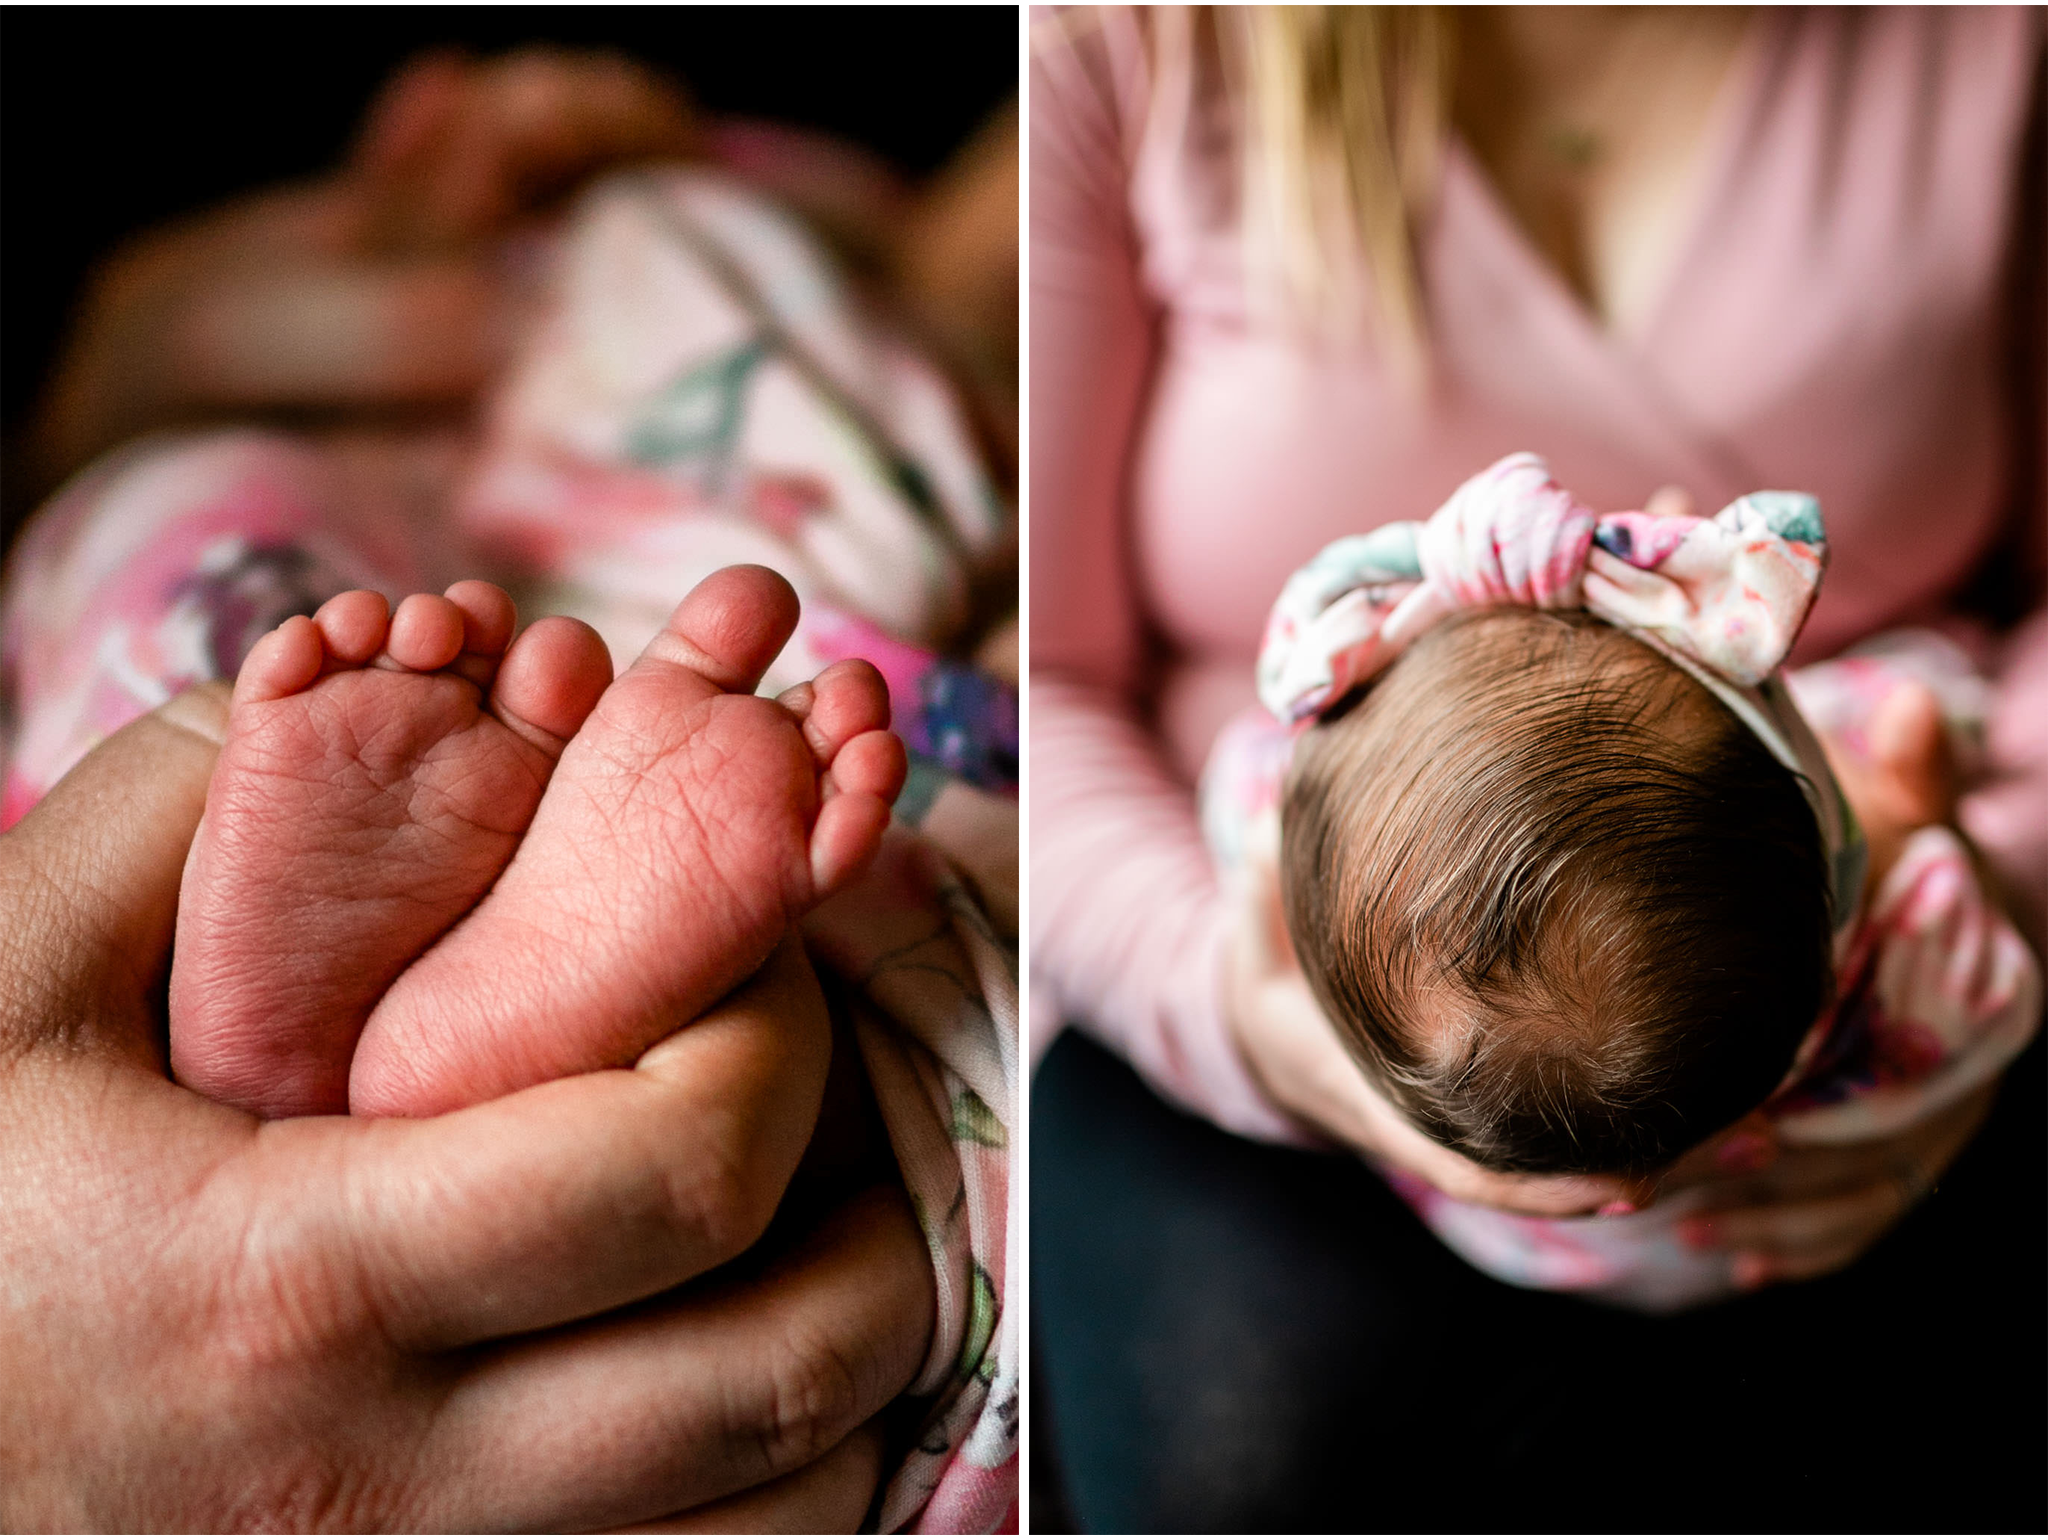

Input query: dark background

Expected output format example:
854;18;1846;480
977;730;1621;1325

0;4;1017;444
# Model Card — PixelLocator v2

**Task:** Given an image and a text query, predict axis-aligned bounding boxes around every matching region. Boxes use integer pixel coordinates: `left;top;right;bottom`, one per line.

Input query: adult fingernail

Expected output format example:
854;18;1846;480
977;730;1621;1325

1596;1199;1637;1218
1716;1129;1774;1173
1732;1253;1773;1290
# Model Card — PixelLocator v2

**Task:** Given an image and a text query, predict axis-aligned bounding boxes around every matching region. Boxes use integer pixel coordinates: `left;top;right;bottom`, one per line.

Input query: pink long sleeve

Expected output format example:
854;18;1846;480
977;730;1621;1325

1028;16;1308;1142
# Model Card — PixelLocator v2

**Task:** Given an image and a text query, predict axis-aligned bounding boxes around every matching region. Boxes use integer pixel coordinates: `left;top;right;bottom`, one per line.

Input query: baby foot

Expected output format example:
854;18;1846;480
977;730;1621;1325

170;581;613;1117
349;565;904;1117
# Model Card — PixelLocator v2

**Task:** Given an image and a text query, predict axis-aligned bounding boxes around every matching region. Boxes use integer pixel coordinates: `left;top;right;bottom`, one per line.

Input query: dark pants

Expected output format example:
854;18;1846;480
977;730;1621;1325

1032;1030;2047;1534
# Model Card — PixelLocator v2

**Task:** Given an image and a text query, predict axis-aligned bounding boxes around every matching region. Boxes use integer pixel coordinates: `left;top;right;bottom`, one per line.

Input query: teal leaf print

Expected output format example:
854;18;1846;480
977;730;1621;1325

949;1089;1006;1148
626;338;769;467
959;1263;998;1383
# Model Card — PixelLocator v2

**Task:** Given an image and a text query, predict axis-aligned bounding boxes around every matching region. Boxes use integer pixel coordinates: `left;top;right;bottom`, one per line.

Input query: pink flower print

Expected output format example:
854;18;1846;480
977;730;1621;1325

746;470;832;538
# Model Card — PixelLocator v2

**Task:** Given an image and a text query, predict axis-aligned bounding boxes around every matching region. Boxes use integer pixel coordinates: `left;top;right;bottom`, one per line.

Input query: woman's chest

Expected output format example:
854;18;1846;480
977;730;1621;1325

1127;8;2035;670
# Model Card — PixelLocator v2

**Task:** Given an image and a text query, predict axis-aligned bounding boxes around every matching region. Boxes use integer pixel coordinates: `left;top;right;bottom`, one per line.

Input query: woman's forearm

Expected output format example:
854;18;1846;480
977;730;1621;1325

1030;673;1309;1142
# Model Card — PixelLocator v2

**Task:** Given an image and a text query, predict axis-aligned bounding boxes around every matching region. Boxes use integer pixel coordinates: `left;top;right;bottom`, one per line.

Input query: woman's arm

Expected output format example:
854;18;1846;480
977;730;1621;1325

1029;17;1311;1143
19;49;696;510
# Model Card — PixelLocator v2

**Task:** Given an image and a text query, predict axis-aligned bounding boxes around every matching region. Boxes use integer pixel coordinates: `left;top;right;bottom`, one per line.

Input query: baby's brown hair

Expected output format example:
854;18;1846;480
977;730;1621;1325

1281;608;1833;1176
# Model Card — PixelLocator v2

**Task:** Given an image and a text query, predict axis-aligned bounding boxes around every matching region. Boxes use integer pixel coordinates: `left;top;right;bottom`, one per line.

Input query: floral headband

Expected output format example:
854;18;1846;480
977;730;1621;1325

1256;452;1868;933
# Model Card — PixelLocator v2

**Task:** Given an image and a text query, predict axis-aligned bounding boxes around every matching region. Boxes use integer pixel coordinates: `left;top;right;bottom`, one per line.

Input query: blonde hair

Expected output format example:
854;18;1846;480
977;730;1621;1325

1130;7;1453;368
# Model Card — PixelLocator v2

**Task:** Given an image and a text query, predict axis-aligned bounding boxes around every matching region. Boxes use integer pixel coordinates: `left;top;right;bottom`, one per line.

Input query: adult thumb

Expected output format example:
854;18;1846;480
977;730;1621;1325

0;685;228;1066
177;259;510;411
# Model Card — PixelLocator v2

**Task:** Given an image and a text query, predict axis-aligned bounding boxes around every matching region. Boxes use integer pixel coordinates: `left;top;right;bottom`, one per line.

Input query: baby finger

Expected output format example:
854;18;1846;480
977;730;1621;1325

1678;1179;1903;1259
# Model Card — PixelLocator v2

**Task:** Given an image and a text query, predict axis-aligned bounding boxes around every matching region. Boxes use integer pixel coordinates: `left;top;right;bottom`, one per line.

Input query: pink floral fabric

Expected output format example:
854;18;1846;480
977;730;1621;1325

1254;452;1866;934
1256;452;1828;725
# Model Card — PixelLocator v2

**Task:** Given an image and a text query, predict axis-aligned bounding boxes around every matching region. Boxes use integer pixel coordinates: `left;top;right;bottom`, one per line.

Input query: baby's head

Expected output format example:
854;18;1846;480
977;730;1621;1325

1281;607;1833;1176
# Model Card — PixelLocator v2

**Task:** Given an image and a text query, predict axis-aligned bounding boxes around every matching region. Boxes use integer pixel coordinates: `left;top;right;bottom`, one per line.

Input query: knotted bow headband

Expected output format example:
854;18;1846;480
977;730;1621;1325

1257;452;1867;932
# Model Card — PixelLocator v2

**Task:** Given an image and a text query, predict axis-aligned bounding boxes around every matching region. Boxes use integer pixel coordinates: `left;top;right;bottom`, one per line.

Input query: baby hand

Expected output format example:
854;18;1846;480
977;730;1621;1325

1667;1084;1995;1288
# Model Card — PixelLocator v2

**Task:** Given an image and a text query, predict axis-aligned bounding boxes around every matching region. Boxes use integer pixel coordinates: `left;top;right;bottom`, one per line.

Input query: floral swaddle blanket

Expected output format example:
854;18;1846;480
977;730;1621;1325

1;169;1017;1529
1207;453;2040;1312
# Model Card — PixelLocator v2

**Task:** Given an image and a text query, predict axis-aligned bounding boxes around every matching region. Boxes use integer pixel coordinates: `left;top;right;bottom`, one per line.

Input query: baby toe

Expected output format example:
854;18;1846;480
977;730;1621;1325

797;659;892;765
439;580;520;690
639;565;802;698
809;785;894;898
827;727;907;807
313;590;393;665
491;615;614;749
232;614;328;706
445;580;519;658
384;593;469;672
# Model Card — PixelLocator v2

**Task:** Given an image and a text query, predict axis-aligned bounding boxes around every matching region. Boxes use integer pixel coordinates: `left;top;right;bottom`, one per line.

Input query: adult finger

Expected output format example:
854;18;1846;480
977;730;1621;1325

1732;1239;1873;1288
614;1418;886;1533
362;48;695;251
1677;1179;1904;1263
1375;1103;1645;1217
350;49;473;189
1656;1109;1780;1192
172;260;509;409
321;936;831;1351
0;684;228;1064
1669;1081;1993;1229
478;49;695;191
418;1184;933;1532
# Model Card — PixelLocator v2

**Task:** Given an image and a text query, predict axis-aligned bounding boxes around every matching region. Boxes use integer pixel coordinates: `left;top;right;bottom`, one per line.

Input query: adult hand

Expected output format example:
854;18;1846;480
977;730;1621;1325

1664;669;1999;1289
1656;1087;1996;1289
0;684;933;1530
26;47;694;498
1223;829;1647;1218
1816;675;1959;904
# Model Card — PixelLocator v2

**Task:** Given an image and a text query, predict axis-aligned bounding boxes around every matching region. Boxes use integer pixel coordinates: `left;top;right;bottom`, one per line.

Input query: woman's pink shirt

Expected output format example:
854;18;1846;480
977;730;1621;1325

1029;5;2047;1140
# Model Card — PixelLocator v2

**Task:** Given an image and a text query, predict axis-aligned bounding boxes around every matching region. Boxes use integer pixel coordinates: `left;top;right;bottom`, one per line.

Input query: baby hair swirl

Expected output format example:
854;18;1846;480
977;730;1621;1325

1282;607;1833;1175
